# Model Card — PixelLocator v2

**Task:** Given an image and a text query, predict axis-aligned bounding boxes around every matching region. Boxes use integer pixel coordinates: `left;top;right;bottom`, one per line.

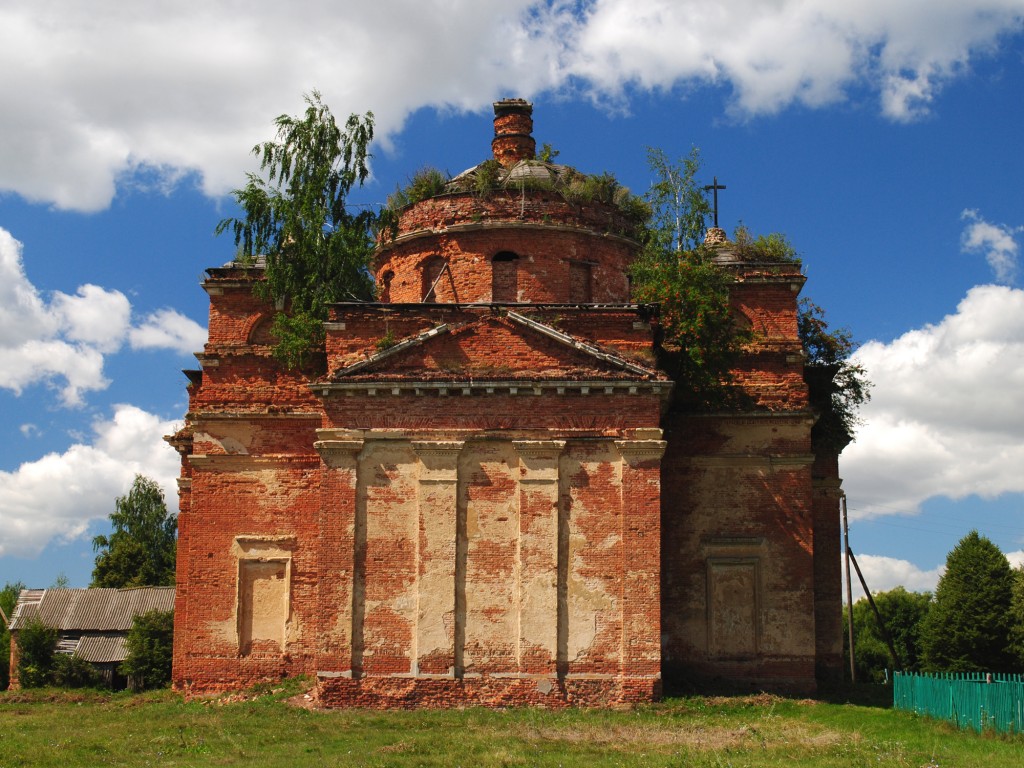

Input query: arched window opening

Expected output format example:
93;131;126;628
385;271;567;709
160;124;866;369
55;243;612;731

379;270;394;303
569;261;593;303
491;251;519;302
421;256;447;302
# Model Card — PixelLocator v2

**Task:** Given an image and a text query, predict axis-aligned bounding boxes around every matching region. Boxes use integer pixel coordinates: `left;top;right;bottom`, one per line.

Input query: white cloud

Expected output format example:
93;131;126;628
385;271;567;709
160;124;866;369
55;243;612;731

844;554;945;599
0;228;58;345
961;209;1021;284
843;284;1024;517
0;404;180;559
129;308;207;355
52;284;133;353
0;227;206;405
848;548;1023;598
1;1;1021;211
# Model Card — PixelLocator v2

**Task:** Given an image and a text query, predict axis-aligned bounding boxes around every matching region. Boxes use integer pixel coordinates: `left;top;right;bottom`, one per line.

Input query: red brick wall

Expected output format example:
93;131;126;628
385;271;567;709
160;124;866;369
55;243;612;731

173;202;841;703
377;192;638;304
174;267;669;702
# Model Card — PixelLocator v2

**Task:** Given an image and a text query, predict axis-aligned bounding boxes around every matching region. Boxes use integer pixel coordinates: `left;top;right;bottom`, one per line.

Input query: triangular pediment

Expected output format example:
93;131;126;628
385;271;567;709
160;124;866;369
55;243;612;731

331;313;662;382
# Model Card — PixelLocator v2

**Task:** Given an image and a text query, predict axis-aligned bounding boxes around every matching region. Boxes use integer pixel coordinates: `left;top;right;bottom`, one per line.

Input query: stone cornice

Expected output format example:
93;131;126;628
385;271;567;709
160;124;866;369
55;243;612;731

313;379;670;398
679;454;816;468
314;440;365;466
190;411;322;421
377;220;639;254
511;439;567;454
674;411;817;425
187;454;320;470
615;439;668;462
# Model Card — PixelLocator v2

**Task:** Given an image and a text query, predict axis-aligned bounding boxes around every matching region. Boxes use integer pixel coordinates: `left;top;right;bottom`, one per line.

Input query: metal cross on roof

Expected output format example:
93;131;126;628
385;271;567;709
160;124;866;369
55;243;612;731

703;176;727;229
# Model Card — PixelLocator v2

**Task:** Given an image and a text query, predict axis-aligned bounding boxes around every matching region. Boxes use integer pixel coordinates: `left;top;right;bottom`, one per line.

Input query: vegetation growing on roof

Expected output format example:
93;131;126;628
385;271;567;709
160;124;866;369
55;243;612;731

732;224;802;264
537;142;560;163
386;167;449;210
382;157;651;237
632;146;869;438
630;148;747;408
216;90;379;368
471;159;504;196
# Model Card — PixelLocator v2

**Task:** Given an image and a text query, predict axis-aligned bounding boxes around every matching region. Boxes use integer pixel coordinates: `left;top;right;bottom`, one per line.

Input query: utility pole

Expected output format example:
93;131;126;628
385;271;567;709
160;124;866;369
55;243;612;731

843;493;856;683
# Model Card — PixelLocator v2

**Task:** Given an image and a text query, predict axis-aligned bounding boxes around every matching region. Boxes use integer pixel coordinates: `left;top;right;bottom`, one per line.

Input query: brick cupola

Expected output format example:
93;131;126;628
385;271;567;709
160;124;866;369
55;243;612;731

375;100;641;304
491;98;536;167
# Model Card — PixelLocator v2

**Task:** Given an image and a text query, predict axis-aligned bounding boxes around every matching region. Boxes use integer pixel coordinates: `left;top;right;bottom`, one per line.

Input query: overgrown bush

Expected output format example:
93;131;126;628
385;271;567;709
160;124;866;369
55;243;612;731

468;159;499;196
16;616;58;688
799;299;871;450
387;166;450;209
121;609;174;691
630;246;748;408
732;224;801;264
51;653;102;688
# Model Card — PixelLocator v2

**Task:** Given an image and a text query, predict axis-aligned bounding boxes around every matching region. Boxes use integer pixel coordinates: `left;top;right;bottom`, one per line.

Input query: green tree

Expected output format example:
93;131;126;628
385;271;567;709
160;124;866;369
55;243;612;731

799;299;872;450
217;91;378;368
630;148;746;407
1010;564;1024;667
635;153;869;426
631;247;745;407
642;146;710;254
121;609;174;691
1;580;25;690
921;531;1017;672
16;616;58;688
844;587;931;683
92;475;177;588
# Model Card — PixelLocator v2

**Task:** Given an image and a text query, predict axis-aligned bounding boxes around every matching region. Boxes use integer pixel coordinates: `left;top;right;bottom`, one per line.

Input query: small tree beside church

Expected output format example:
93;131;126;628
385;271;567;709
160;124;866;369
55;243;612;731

216;91;380;368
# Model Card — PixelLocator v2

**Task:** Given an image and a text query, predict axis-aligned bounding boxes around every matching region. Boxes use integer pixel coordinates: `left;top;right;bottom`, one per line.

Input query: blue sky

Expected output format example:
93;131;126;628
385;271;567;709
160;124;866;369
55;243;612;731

1;1;1022;596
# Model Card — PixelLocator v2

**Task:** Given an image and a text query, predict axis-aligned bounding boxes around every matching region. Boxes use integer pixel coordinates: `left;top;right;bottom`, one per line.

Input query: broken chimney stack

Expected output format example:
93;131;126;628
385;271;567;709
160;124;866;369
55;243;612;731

491;98;535;167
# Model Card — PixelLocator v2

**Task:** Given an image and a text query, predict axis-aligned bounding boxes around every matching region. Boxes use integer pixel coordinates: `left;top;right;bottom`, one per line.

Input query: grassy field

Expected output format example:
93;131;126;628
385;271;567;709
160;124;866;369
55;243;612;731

1;680;1019;767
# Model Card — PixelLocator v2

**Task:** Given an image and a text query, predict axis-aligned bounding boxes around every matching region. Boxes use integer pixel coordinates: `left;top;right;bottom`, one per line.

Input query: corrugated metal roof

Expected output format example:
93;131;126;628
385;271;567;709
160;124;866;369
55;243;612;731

76;634;128;663
9;587;175;632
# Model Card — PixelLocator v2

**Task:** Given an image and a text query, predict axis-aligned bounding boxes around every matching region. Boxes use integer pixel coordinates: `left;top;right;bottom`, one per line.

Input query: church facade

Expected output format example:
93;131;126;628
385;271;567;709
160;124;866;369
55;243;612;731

168;100;844;706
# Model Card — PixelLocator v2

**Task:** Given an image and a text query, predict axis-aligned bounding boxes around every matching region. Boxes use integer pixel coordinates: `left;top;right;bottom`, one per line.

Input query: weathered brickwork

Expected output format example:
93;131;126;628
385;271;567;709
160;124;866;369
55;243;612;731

169;99;845;705
377;218;636;304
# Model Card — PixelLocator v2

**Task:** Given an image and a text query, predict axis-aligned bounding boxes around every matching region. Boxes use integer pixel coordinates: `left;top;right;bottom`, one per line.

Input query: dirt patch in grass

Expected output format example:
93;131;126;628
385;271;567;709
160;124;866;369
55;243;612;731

511;718;850;753
377;740;414;754
0;689;114;704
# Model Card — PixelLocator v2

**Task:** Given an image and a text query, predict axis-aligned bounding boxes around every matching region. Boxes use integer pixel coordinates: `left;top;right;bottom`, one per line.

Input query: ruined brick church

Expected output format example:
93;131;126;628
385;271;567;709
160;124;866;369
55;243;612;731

168;100;844;706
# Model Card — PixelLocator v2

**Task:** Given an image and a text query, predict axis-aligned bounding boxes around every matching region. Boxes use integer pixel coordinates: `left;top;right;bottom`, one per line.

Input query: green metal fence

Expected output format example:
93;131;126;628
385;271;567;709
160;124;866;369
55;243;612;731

893;671;1024;734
